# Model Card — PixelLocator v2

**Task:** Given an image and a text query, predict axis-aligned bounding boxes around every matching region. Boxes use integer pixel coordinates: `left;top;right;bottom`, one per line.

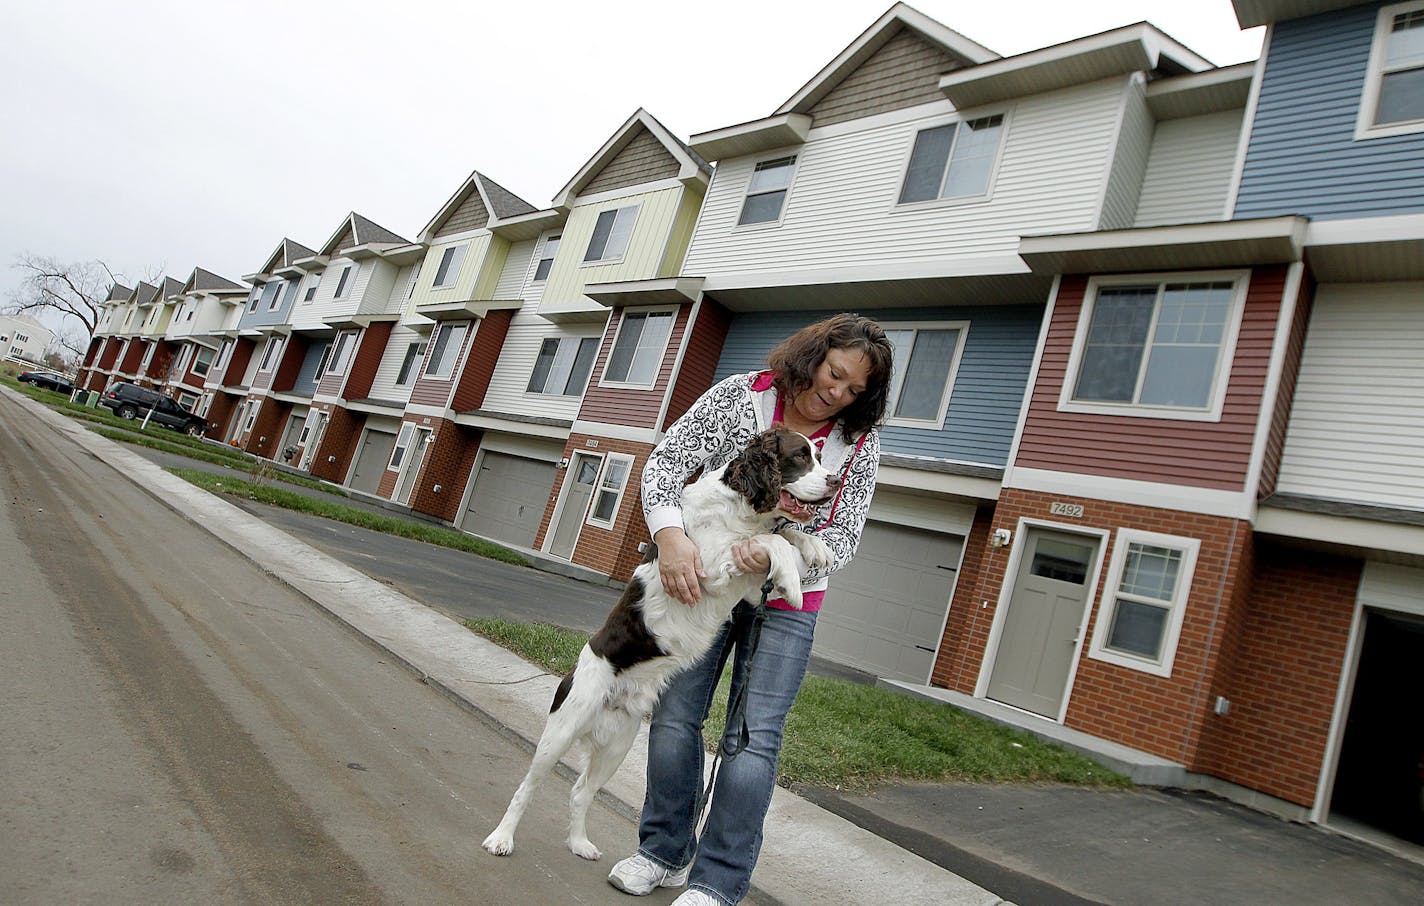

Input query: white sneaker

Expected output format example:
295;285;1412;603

607;853;691;896
670;890;721;906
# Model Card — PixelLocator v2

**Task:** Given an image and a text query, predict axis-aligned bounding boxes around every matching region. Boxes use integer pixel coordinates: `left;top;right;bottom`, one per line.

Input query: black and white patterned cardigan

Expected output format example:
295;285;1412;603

641;371;881;593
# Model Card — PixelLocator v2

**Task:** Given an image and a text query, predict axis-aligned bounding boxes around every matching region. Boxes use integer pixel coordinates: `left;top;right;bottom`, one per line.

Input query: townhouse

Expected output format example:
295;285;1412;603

162;268;251;413
1;312;55;366
78;283;131;389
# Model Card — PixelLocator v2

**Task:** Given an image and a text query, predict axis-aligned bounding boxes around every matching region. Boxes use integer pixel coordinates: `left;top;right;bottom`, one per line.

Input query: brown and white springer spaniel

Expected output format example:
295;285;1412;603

482;427;837;860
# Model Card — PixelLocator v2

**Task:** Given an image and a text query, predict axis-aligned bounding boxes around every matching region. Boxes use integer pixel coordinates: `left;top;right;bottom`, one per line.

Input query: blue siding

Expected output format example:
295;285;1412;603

1235;2;1424;220
292;340;329;396
713;305;1041;467
237;278;301;330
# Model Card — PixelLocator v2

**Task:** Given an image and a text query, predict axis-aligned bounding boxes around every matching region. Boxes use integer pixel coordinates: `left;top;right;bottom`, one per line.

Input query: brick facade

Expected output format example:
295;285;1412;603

535;434;655;582
407;419;481;522
310;404;365;483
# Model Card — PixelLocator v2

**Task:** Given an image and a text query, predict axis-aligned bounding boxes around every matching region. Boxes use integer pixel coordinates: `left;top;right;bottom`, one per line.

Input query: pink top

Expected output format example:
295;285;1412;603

758;371;832;613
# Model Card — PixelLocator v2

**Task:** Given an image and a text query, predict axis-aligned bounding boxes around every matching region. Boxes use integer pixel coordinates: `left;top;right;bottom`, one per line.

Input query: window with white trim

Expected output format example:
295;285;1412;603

586;453;634;527
257;281;280;312
268;279;288;311
243;401;259;433
533;234;560;282
898;114;1006;204
423;322;468;379
395;341;428;386
333;265;355;299
198;392;213;417
258;336;283;372
1088;530;1200;677
247;287;263;312
602;309;673;387
313;342;332;380
432;245;467;288
214;340;233;372
527;336;598;396
388;423;416;471
327;331;356;377
177;391;199;411
738;156;797;225
882;322;968;428
583;206;639;263
1358;1;1424;138
1062;275;1246;420
303;273;321;303
405;262;422;300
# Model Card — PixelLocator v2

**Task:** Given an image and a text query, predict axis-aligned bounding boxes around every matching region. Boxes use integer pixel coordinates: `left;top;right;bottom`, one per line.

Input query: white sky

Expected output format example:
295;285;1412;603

0;0;1263;332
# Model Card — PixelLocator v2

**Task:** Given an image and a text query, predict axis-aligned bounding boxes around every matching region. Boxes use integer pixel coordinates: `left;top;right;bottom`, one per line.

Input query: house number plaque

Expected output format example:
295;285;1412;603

1050;502;1084;518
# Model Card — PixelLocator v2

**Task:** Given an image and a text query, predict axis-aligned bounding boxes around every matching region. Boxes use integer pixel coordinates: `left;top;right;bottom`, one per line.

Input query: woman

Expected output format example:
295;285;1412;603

609;313;895;906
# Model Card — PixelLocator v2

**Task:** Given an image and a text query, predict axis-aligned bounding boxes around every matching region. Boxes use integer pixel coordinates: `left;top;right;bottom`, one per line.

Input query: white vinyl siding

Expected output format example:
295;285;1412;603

481;311;603;421
495;238;537;299
1134;109;1244;228
683;79;1126;278
1099;80;1152;231
1275;282;1424;510
368;324;427;403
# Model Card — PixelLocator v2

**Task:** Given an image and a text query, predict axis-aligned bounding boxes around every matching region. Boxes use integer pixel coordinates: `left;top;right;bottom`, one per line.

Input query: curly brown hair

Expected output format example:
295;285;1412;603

767;313;895;441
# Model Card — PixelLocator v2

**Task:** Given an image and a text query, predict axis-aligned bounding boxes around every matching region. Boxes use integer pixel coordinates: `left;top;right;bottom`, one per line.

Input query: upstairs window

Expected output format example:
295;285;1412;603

432;245;467;288
333;265;356;299
898;114;1006;204
1062;276;1246;421
602;309;674;387
583;206;638;263
192;347;214;377
258;336;283;371
267;280;286;310
737;156;796;225
327;331;356;377
303;273;322;303
424;322;468;379
255;282;279;312
533;235;560;282
1359;1;1424;138
882;323;968;429
527;336;598;396
395;341;428;386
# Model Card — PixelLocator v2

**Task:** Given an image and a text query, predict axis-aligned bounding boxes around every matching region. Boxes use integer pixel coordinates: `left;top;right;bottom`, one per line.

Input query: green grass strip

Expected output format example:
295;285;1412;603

168;467;529;567
463;617;1129;791
91;427;343;495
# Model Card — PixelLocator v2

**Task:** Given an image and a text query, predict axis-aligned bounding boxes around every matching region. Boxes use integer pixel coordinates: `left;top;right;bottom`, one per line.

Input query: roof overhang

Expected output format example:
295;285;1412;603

1018;217;1308;275
452;408;572;440
1303;214;1424;281
939;23;1213;109
1256;496;1424;565
350;312;402;328
489;208;567;242
345;398;407;416
414;298;523;321
1232;0;1364;29
584;276;705;308
340;242;422;263
700;262;1052;312
270;389;314;405
689;113;813;162
1145;62;1255;120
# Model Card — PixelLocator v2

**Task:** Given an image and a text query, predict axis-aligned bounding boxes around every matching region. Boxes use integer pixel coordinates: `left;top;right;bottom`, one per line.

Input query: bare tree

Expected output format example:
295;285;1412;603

6;254;124;358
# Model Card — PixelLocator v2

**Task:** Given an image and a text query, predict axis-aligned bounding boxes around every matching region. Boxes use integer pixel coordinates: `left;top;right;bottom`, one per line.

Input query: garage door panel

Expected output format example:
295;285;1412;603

815;521;964;683
462;452;555;549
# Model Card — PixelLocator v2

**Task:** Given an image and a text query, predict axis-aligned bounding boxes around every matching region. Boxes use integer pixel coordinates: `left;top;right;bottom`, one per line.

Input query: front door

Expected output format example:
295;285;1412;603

299;411;328;472
987;529;1099;717
394;428;431;505
547;453;600;561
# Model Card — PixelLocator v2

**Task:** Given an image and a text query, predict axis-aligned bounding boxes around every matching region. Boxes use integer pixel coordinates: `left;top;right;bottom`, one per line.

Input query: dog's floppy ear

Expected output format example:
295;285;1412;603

723;431;782;513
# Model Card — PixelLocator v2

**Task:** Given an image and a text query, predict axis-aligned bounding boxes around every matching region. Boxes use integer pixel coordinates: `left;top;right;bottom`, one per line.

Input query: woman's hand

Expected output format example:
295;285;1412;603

655;527;706;606
731;540;770;577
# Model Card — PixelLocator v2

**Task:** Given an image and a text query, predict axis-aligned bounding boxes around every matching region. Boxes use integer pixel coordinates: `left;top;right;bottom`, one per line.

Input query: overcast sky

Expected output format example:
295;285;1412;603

1;0;1263;335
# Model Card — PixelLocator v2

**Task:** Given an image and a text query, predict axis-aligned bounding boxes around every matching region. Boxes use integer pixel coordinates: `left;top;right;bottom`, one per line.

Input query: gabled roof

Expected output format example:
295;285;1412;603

160;276;185;301
418;170;538;242
254;238;318;278
774;2;999;116
318;212;412;258
133;281;160;306
105;283;133;303
551;108;711;209
185;267;246;294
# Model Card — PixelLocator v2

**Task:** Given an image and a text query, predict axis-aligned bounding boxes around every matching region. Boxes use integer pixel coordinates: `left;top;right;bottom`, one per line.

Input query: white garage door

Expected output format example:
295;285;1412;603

461;451;556;549
814;521;965;684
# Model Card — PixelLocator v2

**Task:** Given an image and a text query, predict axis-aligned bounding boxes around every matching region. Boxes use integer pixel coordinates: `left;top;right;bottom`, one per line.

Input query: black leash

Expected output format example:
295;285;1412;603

693;578;774;831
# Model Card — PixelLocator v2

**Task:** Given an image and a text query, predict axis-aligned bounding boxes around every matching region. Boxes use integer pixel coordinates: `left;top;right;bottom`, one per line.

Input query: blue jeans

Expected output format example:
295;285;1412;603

636;601;817;905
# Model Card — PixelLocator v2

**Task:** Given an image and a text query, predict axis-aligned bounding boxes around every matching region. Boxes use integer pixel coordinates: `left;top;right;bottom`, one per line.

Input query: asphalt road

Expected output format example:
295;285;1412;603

0;393;686;905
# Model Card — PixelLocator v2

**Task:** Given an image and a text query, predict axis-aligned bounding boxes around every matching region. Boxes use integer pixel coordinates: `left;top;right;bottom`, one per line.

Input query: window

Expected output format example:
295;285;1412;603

268;280;289;311
258;336;283;371
882;323;968;428
587;454;634;527
389;424;416;470
243;402;259;433
405;262;422;300
533;235;560;282
738;156;796;225
432;245;467;288
215;339;233;371
177;391;199;411
1062;276;1245;420
247;287;262;312
527;336;598;396
198;392;213;417
333;265;355;299
314;342;332;380
603;309;674;387
185;302;195;321
172;345;192;377
257;281;280;311
303;275;320;302
583;206;639;263
395;341;428;386
1358;1;1424;138
424;322;468;379
327;331;355;376
1088;530;1200;677
899;114;1006;204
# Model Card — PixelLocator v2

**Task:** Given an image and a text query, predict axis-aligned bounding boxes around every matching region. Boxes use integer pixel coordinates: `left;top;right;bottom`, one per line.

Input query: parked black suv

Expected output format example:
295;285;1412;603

99;382;209;435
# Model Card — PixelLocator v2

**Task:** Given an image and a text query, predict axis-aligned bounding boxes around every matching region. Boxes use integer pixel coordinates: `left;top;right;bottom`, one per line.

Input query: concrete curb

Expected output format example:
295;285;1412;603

10;386;1009;905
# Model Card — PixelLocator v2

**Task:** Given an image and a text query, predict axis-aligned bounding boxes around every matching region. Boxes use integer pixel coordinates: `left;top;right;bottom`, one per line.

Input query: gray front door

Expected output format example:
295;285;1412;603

350;430;397;496
548;453;600;560
987;529;1098;717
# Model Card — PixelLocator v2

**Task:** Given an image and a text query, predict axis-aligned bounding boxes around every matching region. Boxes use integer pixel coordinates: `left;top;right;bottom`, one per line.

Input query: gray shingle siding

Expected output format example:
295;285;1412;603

1234;2;1424;220
712;304;1040;467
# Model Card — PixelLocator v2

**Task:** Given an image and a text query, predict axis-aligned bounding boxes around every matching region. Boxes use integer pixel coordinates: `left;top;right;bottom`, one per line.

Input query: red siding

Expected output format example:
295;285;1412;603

407;320;473;409
271;335;309;394
534;434;655;582
451;310;512;412
664;300;730;430
578;305;691;429
1015;268;1288;491
217;338;257;389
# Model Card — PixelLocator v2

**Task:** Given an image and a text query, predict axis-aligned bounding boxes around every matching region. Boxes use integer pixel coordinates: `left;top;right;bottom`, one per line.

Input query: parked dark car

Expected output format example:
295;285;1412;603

18;370;76;395
99;382;209;435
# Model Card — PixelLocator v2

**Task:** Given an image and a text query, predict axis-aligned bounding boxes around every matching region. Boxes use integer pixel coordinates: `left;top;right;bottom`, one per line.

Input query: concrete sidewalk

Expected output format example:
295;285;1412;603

12;385;1006;905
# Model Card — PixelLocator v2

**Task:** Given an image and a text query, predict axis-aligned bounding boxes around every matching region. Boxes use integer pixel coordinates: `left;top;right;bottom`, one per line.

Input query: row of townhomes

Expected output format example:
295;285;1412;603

75;1;1424;849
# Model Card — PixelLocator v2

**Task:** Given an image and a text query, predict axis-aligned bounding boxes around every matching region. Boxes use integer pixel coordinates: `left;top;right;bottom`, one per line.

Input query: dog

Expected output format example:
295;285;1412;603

481;426;838;860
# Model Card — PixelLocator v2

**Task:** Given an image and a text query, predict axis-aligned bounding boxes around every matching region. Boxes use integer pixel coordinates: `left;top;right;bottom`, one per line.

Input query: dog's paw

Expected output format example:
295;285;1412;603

802;535;832;571
482;831;515;857
568;837;602;861
776;580;804;610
